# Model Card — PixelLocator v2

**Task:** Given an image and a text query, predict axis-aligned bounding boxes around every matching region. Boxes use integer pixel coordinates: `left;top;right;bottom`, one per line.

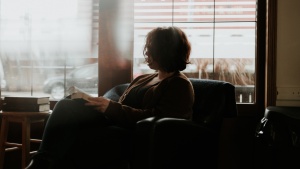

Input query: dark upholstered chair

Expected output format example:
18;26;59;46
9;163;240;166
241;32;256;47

103;78;238;169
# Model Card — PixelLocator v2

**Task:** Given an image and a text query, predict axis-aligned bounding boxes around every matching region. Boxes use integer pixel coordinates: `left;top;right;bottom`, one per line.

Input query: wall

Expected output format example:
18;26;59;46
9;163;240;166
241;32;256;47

276;0;300;106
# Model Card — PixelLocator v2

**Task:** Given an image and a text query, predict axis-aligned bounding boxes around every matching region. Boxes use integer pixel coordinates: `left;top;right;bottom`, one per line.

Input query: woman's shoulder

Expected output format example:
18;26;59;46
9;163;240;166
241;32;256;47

162;72;193;90
168;72;191;83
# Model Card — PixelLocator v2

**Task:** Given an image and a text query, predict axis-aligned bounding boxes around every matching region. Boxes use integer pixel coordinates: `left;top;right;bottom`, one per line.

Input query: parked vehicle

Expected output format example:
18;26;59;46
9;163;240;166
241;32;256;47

43;63;98;99
0;78;6;90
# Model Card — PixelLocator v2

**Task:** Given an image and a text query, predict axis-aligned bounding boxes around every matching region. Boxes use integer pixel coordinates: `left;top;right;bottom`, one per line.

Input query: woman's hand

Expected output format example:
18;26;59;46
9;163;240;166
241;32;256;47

85;97;110;112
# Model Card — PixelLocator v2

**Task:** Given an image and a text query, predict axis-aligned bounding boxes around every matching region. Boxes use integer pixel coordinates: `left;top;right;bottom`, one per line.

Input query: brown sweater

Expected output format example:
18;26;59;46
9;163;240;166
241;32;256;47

104;72;194;128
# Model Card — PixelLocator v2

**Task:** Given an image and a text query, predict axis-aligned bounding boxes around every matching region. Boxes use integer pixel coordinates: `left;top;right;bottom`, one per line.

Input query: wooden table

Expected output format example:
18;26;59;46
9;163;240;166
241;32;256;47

0;111;50;169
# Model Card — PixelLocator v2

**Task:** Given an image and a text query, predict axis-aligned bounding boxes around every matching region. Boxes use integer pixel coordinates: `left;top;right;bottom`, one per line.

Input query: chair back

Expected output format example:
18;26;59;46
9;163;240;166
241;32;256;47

189;78;237;131
103;78;238;131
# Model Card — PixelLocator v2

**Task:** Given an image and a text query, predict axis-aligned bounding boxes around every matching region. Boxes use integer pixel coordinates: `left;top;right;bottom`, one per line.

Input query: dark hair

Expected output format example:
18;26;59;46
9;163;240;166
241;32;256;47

143;26;191;72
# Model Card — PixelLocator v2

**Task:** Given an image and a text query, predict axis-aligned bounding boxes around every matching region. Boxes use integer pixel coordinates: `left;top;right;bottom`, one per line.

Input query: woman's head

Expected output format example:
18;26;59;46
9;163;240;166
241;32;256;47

143;26;191;72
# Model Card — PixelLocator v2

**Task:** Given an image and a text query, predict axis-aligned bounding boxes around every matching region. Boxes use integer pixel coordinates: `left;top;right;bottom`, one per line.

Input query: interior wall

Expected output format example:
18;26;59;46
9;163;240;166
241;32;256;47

276;0;300;106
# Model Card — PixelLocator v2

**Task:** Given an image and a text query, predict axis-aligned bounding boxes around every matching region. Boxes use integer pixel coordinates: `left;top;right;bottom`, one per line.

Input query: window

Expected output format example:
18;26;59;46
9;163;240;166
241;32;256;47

133;0;257;104
1;0;267;114
0;0;99;100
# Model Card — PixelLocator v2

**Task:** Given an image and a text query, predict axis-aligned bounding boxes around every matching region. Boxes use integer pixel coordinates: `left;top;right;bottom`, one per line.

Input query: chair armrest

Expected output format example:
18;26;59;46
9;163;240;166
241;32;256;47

155;117;211;132
135;117;160;136
134;117;218;169
136;116;158;124
152;117;217;149
131;117;160;169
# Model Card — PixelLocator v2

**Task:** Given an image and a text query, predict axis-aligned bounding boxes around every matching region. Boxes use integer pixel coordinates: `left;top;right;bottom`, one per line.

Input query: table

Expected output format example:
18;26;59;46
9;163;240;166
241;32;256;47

0;111;50;169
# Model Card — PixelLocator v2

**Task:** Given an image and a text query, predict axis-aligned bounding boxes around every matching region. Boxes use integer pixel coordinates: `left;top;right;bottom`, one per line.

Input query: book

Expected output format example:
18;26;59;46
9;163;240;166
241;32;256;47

2;103;50;112
3;96;50;105
66;86;93;101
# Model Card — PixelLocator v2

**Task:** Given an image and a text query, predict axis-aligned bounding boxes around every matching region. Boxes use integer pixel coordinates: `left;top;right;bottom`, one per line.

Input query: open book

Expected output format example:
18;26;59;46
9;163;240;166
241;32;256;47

66;86;93;101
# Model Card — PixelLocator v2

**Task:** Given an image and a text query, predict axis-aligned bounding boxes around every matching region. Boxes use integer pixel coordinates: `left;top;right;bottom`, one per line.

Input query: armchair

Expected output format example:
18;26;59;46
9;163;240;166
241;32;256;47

103;78;238;169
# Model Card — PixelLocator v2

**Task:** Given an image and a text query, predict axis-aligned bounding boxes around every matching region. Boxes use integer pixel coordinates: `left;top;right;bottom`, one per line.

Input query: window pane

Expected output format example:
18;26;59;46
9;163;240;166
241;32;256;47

214;0;257;22
214;22;255;103
133;0;257;104
134;0;173;23
174;22;214;78
0;0;98;100
173;0;215;22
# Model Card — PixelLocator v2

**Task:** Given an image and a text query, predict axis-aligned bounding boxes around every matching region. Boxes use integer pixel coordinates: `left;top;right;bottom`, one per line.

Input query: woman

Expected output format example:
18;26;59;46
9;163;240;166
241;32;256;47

26;26;194;169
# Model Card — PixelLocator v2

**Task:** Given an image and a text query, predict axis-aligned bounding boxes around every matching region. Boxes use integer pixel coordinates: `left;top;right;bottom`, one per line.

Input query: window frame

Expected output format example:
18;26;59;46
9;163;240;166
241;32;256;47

237;0;277;117
236;0;266;116
265;0;277;108
96;0;275;117
46;0;276;116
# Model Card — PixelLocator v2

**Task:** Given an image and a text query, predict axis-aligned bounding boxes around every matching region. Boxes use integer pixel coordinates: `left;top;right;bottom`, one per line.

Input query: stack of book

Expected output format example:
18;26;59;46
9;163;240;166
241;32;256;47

2;96;50;112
